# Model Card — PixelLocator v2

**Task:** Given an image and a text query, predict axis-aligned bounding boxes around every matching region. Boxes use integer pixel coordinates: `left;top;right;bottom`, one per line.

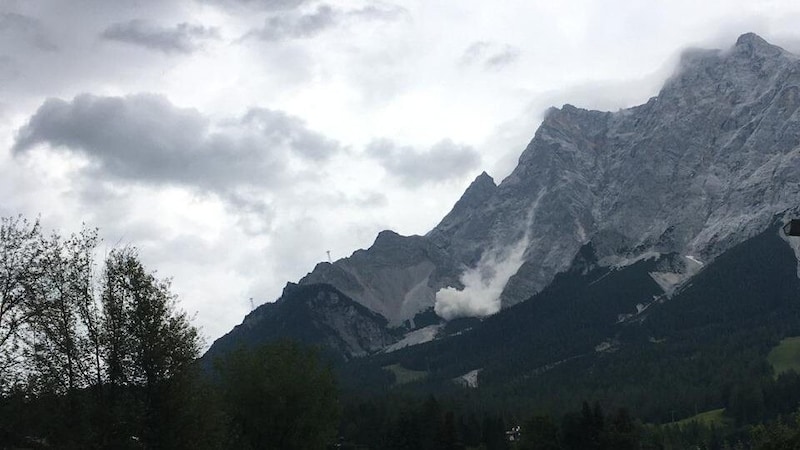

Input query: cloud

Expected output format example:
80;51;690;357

225;190;277;235
198;0;309;11
485;47;521;68
244;3;406;42
241;108;337;160
460;41;520;70
434;237;529;320
100;20;219;54
0;55;18;81
0;13;58;52
366;138;481;186
12;93;340;195
347;3;408;21
245;4;338;42
352;191;388;208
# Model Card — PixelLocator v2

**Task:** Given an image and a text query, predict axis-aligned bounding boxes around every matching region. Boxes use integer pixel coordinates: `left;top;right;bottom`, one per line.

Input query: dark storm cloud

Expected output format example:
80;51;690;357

0;13;58;52
460;41;520;70
100;20;219;54
12;93;340;192
244;3;406;42
366;138;481;186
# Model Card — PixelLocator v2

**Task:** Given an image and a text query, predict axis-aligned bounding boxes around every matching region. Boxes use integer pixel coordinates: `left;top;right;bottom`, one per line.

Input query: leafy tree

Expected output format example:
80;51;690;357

482;415;508;450
0;217;207;448
419;395;443;450
0;216;45;388
602;408;639;450
216;342;339;450
441;410;461;450
460;412;482;447
518;415;560;450
100;247;203;448
750;412;800;449
27;227;100;396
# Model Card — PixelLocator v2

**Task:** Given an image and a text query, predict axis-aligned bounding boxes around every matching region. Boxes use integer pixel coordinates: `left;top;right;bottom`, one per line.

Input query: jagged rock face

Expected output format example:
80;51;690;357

429;32;800;307
427;171;498;266
299;230;461;326
205;283;399;361
292;285;398;357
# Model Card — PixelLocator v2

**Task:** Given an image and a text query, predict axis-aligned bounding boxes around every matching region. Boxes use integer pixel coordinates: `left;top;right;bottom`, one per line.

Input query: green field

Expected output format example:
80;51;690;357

767;336;800;377
383;364;428;386
666;408;731;428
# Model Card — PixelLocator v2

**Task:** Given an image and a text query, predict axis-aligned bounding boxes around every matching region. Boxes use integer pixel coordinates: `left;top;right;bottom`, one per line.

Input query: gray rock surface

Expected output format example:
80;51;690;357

295;32;800;328
299;230;461;326
205;283;398;361
431;32;800;307
293;286;398;357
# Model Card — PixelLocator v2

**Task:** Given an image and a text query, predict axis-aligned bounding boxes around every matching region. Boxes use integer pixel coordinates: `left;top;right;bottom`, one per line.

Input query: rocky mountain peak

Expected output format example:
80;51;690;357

474;170;495;186
373;229;402;247
447;171;496;211
426;171;499;261
665;33;790;86
734;32;785;58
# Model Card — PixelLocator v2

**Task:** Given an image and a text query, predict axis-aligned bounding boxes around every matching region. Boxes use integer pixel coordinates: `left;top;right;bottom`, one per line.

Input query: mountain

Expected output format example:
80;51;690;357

203;283;398;363
345;221;800;422
298;230;461;327
206;33;800;362
433;32;800;309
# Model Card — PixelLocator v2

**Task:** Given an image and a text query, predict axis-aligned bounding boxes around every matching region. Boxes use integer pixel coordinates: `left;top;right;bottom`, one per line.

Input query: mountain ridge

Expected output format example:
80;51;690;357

207;32;800;360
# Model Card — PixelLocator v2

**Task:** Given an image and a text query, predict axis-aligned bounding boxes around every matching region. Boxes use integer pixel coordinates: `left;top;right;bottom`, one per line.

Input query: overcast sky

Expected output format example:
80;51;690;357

3;0;800;345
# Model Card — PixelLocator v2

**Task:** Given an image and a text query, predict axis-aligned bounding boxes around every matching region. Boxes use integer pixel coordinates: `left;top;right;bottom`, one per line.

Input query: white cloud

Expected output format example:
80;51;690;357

460;41;520;70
